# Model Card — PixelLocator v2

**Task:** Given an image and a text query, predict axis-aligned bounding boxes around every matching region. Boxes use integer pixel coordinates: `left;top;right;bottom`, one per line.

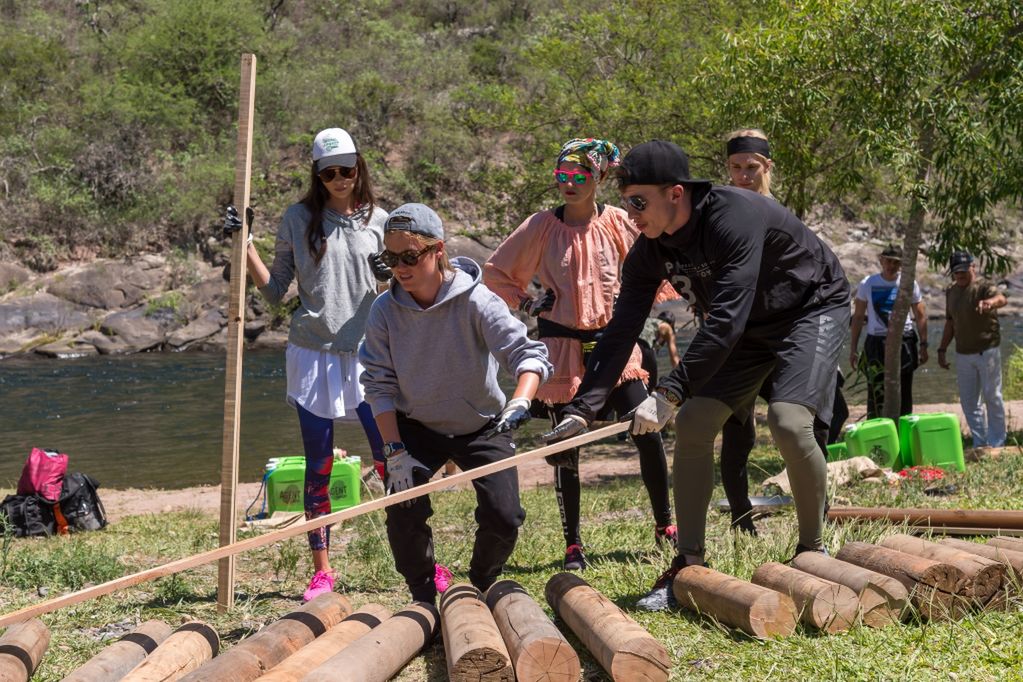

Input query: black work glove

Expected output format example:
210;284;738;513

224;205;254;237
368;252;392;283
541;414;588;468
483;397;532;439
519;288;556;317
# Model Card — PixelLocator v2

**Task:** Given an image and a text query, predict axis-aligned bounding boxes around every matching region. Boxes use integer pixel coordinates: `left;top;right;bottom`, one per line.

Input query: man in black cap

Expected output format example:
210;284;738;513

849;244;929;419
543;139;850;610
937;251;1007;447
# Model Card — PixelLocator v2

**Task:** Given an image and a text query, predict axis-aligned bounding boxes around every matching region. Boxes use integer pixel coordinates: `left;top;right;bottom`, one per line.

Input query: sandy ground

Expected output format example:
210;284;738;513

98;400;1023;523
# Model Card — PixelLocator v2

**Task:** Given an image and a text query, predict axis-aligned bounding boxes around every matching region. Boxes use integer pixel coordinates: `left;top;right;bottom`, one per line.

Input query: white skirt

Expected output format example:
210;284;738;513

285;344;365;421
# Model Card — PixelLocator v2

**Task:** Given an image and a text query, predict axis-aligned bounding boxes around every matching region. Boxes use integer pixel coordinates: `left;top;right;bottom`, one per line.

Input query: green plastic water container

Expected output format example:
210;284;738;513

266;455;362;513
897;415;921;471
844;418;900;468
911;413;965;472
826;442;849;462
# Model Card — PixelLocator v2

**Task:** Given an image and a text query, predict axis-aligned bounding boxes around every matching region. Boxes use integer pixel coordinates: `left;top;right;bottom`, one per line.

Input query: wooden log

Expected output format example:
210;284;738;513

672;565;797;639
63;620;173;682
120;622;219;682
827;507;1023;530
180;592;350;682
255;604;391;682
880;534;1004;602
790;552;908;627
835;542;965;620
0;619;50;682
440;584;513;681
751;562;858;633
545;572;670;681
988;536;1023;554
0;422;628;628
940;538;1023;581
301;602;439;682
485;579;579;682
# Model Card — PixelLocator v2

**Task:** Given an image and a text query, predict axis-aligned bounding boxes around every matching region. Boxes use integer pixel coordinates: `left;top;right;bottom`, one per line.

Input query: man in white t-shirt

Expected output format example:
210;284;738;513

849;244;929;418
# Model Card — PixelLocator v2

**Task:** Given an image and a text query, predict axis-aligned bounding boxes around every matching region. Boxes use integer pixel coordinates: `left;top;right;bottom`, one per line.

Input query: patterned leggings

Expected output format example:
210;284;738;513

297;402;383;551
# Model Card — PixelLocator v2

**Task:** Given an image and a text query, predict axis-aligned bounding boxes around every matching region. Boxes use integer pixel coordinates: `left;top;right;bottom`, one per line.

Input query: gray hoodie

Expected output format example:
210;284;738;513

359;257;552;436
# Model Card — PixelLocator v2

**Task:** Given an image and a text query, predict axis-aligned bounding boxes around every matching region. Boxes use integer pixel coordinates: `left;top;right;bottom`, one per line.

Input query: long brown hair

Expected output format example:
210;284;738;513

300;153;376;264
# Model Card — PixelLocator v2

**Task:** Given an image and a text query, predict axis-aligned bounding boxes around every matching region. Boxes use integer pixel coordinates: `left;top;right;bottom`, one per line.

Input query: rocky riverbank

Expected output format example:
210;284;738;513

3;215;1023;359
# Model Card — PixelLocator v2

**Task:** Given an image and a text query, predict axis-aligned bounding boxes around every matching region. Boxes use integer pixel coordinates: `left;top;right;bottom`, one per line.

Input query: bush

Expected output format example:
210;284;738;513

1003;344;1023;400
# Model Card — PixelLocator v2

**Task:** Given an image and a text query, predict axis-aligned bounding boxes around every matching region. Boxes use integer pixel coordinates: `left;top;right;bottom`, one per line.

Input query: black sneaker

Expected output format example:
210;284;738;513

636;566;681;612
789;543;829;562
730;515;758;536
563;544;587;571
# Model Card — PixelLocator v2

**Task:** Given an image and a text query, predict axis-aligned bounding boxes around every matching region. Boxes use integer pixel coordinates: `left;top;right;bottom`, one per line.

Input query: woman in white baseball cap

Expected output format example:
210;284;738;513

224;127;392;602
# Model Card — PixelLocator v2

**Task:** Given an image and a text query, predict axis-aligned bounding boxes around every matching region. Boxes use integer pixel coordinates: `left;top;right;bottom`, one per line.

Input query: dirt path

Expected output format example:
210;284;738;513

100;400;1023;523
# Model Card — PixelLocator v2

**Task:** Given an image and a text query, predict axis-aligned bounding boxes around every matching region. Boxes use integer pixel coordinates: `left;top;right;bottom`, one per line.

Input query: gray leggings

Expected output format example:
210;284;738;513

673;398;827;556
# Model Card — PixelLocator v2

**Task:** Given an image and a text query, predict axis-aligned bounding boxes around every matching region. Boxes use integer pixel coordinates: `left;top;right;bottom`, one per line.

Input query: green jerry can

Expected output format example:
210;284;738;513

897;415;921;471
909;413;965;472
266;455;362;514
844;418;900;469
826;442;850;462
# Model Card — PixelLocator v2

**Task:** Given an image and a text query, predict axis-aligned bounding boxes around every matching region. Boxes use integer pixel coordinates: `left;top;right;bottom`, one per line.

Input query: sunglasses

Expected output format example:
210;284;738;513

622;185;674;212
552;168;593;185
318;166;357;182
379;245;436;268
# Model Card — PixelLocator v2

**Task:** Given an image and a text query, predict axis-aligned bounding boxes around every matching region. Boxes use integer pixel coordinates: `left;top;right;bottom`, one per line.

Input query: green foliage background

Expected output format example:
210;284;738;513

0;0;1020;269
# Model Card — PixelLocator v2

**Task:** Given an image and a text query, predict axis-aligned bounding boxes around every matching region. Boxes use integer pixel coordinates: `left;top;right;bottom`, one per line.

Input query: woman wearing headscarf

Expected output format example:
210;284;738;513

484;138;675;570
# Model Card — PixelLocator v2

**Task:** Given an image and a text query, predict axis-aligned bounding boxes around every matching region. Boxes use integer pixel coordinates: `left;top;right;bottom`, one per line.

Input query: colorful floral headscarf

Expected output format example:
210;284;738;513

556;138;621;179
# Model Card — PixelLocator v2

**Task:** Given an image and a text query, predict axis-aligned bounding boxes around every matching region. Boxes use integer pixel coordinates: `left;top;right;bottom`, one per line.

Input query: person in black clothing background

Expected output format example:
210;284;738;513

544;140;850;611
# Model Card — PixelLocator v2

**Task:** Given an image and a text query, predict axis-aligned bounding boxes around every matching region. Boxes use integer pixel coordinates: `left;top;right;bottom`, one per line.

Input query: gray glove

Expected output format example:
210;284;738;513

519;288;556;317
385;449;431;507
224;205;253;237
368;252;392;283
541;414;588;443
483;397;532;439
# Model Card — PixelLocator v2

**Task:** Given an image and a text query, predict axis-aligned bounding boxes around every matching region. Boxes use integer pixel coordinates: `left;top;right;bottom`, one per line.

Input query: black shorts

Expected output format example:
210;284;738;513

693;304;849;424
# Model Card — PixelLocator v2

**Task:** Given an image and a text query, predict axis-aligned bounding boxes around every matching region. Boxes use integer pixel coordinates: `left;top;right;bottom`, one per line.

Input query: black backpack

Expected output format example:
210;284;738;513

59;472;107;532
0;493;56;537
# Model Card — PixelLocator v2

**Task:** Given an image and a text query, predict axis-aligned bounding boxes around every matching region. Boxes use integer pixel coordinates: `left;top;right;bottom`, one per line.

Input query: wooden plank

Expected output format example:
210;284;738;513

218;51;258;613
0;421;629;627
827;507;1023;529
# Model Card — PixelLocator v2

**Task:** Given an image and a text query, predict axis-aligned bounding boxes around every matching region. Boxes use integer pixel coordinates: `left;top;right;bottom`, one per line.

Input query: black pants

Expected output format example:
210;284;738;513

637;339;658;390
385;414;525;603
864;332;918;419
549;379;672;546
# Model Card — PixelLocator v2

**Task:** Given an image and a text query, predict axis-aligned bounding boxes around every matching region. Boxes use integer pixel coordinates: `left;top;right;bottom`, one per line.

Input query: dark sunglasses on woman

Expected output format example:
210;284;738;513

378;244;436;268
318;166;357;182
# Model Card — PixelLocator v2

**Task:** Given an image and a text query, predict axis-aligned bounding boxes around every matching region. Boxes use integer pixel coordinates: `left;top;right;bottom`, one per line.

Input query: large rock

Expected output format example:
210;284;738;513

0;262;32;293
167;309;226;349
75;329;134;355
46;257;170;310
0;292;94;336
445;234;496;265
34;337;100;359
99;306;174;351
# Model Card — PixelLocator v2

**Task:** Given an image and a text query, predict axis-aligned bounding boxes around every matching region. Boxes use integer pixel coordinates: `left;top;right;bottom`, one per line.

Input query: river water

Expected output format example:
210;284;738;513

3;321;1022;490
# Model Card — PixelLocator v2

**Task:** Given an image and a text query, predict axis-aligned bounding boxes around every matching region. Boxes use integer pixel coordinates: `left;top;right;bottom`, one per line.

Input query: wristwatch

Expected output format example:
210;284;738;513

655;385;683;407
382;441;406;458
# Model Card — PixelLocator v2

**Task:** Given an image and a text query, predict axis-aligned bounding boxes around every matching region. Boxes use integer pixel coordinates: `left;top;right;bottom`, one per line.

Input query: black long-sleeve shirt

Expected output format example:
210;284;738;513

566;185;850;421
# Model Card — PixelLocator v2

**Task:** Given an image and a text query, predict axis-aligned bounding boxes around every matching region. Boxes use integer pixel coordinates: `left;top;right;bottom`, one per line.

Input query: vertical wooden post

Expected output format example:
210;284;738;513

218;52;257;612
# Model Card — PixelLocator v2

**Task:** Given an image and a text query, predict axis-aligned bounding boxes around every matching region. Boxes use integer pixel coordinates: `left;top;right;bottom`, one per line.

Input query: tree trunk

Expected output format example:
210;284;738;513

883;124;935;422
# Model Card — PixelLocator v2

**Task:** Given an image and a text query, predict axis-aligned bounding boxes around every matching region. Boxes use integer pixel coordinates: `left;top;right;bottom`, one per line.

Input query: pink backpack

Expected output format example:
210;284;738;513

17;448;69;502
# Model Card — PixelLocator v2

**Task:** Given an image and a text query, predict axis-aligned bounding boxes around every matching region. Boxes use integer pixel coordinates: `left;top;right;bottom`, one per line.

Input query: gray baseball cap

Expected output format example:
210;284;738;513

384;203;445;240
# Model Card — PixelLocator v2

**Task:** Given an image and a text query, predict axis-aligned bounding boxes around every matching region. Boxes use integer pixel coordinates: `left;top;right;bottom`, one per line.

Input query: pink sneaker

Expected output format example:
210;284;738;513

303;570;335;602
434;563;453;594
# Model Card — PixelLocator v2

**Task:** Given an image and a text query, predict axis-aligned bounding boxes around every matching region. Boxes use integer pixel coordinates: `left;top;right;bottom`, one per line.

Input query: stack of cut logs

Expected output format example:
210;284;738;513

3;535;1020;682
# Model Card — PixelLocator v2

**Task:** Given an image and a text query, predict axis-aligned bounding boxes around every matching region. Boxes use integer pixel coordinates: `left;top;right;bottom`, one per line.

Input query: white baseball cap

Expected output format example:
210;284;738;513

312;128;357;172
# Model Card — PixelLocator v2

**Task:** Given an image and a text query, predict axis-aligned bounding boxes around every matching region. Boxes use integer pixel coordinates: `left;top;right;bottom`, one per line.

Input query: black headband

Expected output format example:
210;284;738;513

726;136;771;159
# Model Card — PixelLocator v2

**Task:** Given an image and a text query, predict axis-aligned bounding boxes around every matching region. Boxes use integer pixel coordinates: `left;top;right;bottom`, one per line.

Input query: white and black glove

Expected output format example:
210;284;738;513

385;449;431;507
519;288;556;317
631;390;680;435
541;414;588;443
367;252;392;283
224;205;254;240
483;397;532;439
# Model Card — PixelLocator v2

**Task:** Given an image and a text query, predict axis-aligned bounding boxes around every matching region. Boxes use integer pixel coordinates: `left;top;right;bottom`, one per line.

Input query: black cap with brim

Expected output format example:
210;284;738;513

949;250;973;273
617;139;712;188
315;153;357;173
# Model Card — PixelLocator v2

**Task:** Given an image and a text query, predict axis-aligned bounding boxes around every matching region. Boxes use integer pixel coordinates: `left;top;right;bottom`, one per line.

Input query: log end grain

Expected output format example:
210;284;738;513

513;638;580;682
449;647;515;681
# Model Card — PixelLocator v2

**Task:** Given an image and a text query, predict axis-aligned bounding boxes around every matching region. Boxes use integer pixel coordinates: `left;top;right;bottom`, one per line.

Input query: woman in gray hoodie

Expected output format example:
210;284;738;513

359;203;553;604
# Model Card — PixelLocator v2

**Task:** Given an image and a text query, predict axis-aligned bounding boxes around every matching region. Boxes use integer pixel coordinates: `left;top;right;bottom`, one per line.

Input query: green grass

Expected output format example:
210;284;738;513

3;438;1023;680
